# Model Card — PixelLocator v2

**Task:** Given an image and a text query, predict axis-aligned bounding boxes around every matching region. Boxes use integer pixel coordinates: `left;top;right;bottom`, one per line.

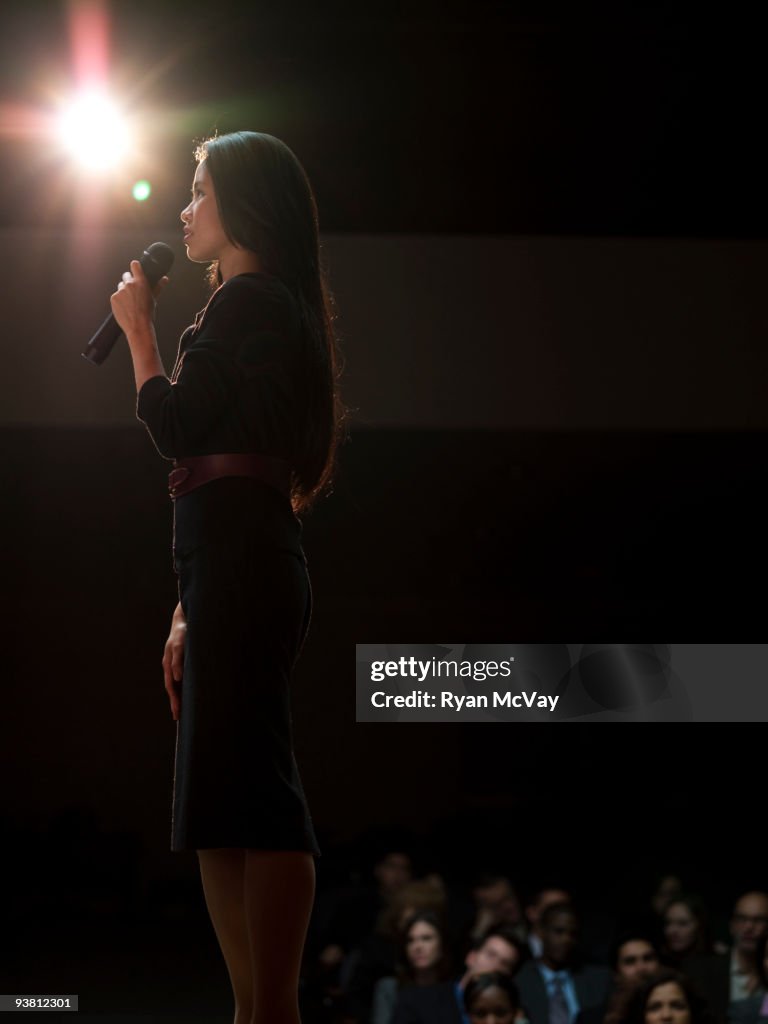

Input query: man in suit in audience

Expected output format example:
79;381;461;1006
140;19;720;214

391;924;521;1024
684;890;768;1024
515;902;613;1024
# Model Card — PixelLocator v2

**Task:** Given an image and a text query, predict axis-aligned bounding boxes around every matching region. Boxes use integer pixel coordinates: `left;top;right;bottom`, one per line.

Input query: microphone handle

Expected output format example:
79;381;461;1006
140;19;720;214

82;311;124;366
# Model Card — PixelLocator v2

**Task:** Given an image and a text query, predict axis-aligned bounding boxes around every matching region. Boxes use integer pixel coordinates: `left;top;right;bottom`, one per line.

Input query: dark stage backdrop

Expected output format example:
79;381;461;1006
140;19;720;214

1;228;767;429
1;228;766;881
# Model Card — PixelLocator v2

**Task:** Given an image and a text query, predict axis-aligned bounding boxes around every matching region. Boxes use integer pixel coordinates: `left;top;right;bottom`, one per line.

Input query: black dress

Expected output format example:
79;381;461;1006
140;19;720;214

136;272;320;856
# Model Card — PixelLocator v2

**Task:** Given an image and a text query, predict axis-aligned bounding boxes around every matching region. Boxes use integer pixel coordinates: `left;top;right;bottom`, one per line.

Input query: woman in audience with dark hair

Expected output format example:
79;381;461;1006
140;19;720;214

621;969;715;1024
661;896;714;965
729;932;768;1024
464;971;521;1024
371;910;453;1024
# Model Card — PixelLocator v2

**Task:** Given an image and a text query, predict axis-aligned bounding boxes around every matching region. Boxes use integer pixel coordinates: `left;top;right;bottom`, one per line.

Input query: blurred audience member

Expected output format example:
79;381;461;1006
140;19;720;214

652;877;685;919
371;911;453;1024
662;896;713;966
525;888;573;960
515;902;612;1024
686;893;768;1024
728;932;768;1024
317;849;414;975
620;969;714;1024
577;933;662;1024
464;971;522;1024
346;876;447;1021
470;874;527;945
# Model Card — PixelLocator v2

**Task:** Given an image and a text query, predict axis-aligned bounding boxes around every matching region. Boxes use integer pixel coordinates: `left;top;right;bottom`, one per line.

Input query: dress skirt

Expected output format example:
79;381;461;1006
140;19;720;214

170;477;320;856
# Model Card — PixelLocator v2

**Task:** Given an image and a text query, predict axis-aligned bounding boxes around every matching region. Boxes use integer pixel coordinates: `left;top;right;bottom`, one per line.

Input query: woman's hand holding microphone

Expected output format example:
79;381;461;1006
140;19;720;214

110;259;170;392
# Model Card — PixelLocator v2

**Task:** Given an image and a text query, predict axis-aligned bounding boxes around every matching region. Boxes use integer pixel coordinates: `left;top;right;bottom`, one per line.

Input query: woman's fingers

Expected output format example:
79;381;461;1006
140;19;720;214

153;275;170;298
171;640;183;682
163;638;182;721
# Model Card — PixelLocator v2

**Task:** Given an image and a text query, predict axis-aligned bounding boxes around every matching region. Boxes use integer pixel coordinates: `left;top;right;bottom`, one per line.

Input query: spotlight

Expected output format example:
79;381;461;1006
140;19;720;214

56;90;132;171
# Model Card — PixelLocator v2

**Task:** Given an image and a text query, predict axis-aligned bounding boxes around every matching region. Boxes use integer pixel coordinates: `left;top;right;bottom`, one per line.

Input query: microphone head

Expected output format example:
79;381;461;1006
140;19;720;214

142;241;175;281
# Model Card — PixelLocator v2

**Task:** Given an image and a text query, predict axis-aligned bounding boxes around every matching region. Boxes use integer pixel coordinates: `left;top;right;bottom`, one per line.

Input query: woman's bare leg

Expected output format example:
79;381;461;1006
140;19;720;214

197;848;253;1024
244;849;316;1024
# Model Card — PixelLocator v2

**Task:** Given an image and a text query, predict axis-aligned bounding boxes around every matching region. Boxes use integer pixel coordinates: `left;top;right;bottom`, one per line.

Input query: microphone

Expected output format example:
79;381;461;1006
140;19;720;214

81;241;175;365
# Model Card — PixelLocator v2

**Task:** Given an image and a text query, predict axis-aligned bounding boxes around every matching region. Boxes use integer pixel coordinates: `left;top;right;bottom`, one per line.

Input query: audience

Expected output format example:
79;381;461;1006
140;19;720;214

303;858;768;1024
391;925;521;1024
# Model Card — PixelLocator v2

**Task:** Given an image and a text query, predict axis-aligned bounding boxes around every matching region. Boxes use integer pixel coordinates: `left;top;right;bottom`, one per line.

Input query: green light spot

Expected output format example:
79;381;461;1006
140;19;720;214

132;180;151;202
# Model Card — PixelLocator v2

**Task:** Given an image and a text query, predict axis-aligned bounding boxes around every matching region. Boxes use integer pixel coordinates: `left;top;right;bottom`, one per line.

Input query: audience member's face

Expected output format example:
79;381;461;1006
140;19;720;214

664;903;699;955
730;893;768;956
406;920;442;971
541;909;579;968
528;889;571;934
374;853;412;894
616;940;660;984
644;981;691;1024
652;876;683;917
469;985;516;1024
475;879;522;925
467;937;519;977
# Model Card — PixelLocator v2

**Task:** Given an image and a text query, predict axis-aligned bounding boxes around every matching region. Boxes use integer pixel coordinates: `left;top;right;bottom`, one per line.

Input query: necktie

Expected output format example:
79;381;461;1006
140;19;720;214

549;974;571;1024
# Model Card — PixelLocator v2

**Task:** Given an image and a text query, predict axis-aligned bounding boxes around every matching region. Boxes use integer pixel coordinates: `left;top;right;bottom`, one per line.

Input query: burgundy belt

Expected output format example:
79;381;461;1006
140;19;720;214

168;453;293;500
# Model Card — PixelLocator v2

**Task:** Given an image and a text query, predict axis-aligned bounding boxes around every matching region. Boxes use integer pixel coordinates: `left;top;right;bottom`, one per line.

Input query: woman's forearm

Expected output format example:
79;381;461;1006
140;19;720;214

126;325;167;392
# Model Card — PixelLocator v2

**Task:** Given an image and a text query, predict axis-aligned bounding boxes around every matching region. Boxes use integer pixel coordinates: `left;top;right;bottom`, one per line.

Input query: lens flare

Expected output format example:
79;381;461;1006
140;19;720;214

56;90;132;171
132;180;151;201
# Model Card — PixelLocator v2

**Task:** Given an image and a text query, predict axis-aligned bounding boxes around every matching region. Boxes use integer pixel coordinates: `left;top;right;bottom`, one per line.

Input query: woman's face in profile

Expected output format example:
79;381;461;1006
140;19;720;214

406;920;442;970
180;160;230;265
663;903;699;954
644;981;691;1024
468;985;516;1024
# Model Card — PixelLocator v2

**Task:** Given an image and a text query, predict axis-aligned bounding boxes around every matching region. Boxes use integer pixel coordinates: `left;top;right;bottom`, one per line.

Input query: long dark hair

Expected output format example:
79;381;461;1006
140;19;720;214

194;130;346;514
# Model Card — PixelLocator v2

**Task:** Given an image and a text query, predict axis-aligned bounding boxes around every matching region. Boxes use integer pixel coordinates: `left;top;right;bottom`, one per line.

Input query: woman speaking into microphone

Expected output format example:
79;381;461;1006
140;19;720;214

110;130;344;1024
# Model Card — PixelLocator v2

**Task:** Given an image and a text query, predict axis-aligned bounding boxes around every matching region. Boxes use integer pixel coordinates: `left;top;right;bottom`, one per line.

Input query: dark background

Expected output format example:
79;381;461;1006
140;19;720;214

0;2;766;1020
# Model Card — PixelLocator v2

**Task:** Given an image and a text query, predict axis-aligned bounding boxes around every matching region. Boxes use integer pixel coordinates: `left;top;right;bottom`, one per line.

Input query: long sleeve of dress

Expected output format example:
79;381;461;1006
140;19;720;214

136;274;301;460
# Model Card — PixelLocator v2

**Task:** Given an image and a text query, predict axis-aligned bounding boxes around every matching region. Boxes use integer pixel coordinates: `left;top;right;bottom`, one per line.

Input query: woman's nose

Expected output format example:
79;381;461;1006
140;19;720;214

180;205;191;223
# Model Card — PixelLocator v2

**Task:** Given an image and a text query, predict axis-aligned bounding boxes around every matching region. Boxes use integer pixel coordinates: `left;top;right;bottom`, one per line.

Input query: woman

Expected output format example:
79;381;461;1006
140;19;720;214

346;878;448;1021
661;896;712;964
370;910;453;1024
621;969;713;1024
110;130;344;1024
463;971;521;1024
